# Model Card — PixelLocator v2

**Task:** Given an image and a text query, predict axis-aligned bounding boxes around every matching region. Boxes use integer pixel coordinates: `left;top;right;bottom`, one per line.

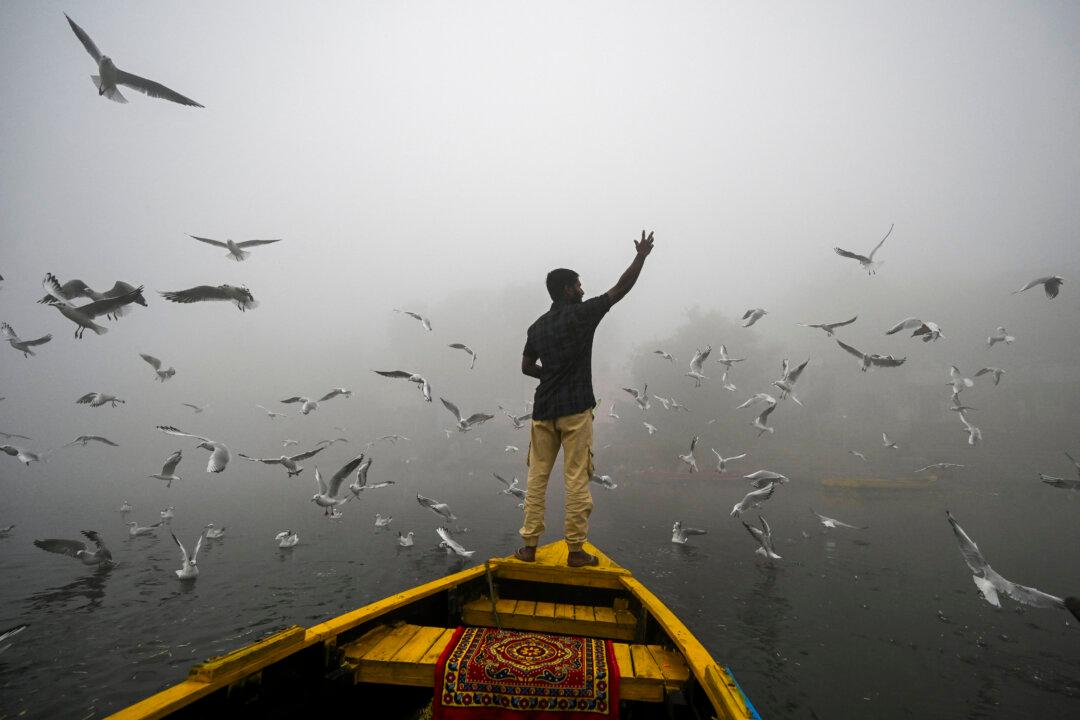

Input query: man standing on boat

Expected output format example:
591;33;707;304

515;230;655;567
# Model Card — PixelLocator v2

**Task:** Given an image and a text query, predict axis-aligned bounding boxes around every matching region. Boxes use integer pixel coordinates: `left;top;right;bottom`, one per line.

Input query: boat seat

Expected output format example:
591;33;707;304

461;597;637;641
340;622;689;702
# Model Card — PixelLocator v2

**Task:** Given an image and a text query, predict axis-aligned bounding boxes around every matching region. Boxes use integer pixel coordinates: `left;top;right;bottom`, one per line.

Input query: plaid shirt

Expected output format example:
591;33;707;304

523;295;612;421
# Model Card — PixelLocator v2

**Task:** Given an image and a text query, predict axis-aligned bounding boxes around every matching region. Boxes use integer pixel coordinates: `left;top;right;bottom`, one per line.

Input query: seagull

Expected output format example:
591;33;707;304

33;530;113;565
440;398;494;432
590;474;618;490
678;436;700;473
885;318;945;342
731;483;778;517
171;532;203;581
711;345;745;371
742;308;768;328
398;531;415;547
1039;452;1080;491
374;370;432;402
347;456;392;496
280;396;318;415
182;403;208;414
772;357;809;405
63;435;119;449
118;500;133;514
255;404;286;419
974;367;1005;386
743;515;781;559
685;346;712;386
653;350;676;363
836;340;906;372
0;445;44;467
160;285;257;311
317;437;347;448
76;392;125;408
0;430;32;441
737;393;777;409
239;445;326;477
448;343;478;369
48;281;146;321
203;524;226;540
915;463;966;473
139;353;176;382
622;384;650;411
1013;276;1064;299
671;521;707;545
882;433;899;449
849;450;868;462
834;223;893;275
436;527;475;558
394;309;432;331
744;470;789;489
127;520;163;537
374;514;392;528
319;388;353;402
643;421;658;435
668;397;690;412
41;274;108;338
751;402;778;437
710;449;747;474
798;316;857;337
720;372;737;392
159;507;175;524
653;395;672;411
946;510;1069;611
64;14;203;106
987;327;1015;348
811;508;867;530
503;410;532;429
311;455;366;515
958;412;982;446
282;439;300;448
417;493;457;521
189;235;281;262
155;426;230;473
504;445;519;455
607;403;619;420
35;278;99;305
274;530;299;548
1;322;52;358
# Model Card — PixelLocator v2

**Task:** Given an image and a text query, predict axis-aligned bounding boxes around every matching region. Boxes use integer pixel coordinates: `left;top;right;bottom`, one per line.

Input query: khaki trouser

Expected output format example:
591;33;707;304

519;409;594;552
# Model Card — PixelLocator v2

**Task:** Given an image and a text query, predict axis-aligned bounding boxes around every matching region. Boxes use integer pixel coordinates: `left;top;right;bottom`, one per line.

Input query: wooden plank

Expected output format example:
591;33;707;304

612;642;663;703
188;626;306;682
363;624;423;662
614;610;636;628
574;605;595;622
341;624;396;662
534;601;555;618
493;563;628;589
495;598;518;615
630;644;664;681
594;606;616;624
418;628;455;665
392;626;447;664
554;603;575;620
515;600;536;616
646;645;690;686
612;643;634;678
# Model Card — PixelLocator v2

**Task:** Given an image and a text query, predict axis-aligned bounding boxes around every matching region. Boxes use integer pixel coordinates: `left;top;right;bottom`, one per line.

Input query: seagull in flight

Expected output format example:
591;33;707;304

280;396;318;415
394;309;432;331
417;493;457;521
63;435;119;449
493;473;526;501
502;409;532;429
0;445;44;467
811;508;867;530
160;285;257;311
848;450;868;462
731;483;778;517
744;470;789;489
882;432;899;449
677;436;700;473
720;372;737;392
947;366;975;399
915;462;966;473
772;357;809;405
140;353;176;382
622;384;650;411
834;223;893;275
76;392;125;408
436;527;475;558
643;421;658;435
448;343;478;369
987;327;1015;348
1;323;51;358
742;309;768;328
189;235;281;262
239;445;326;477
155;426;230;473
885;318;945;342
1013;275;1064;299
653;350;676;363
33;530;113;566
171;532;203;581
607;403;619;420
836;340;906;372
974;367;1005;386
35;277;99;305
958;412;982;446
798;316;857;337
311;455;365;515
41;274;108;338
686;345;711;386
182;403;208;414
710;449;747;474
440;398;494;432
671;521;706;545
751;401;778;437
714;344;746;369
374;370;432;402
319;388;353;402
1039;452;1080;491
590;474;618;490
653;395;671;411
256;404;286;419
743;515;781;559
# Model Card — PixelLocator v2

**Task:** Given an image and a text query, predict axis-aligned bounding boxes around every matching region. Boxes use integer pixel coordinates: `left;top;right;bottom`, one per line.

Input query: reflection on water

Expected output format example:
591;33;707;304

25;566;113;611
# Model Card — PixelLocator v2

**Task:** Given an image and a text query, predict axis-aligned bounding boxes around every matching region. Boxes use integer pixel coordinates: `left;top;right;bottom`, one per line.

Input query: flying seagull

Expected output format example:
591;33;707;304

987;327;1015;348
743;515;781;559
1013;276;1063;299
189;235;281;262
182;403;208;414
448;343;478;369
798;316;857;337
811;508;867;530
440;398;493;432
239;445;327;477
65;14;203;107
882;432;899;449
275;531;299;548
885;318;945;342
41;274;108;338
394;309;432;331
63;435;119;449
280;396;318;415
677;436;700;473
1038;452;1080;491
742;309;768;328
140;353;176;382
76;392;125;408
773;357;809;405
751;401;778;437
148;450;183;487
312;455;365;515
915;462;965;473
155;426;230;473
653;350;675;363
318;388;353;402
836;340;906;372
436;527;475;558
590;474;618;490
834;223;893;275
255;404;286;419
710;449;747;474
974;367;1005;386
160;285;257;311
493;473;526;501
417;493;457;521
35;278;98;305
0;445;43;467
744;470;789;489
686;346;711;386
622;384;650;411
502;409;532;429
1;322;52;358
643;421;658;435
374;370;432;402
671;521;706;545
715;344;746;369
731;483;778;517
33;530;113;566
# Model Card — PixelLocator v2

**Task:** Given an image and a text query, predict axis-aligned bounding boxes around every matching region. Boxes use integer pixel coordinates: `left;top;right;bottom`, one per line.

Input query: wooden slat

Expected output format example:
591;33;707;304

612;642;634;677
495;598;518;615
459;598;636;641
615;610;636;628
363;624;422;662
341;624;396;662
630;644;664;681
534;601;555;618
515;600;536;616
392;626;447;664
554;603;575;620
594;606;616;624
646;645;691;686
613;642;662;702
188;627;306;682
419;628;455;665
574;605;595;622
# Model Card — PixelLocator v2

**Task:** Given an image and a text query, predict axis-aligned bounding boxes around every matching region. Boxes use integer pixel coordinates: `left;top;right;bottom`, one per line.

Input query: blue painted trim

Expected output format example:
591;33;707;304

723;666;763;720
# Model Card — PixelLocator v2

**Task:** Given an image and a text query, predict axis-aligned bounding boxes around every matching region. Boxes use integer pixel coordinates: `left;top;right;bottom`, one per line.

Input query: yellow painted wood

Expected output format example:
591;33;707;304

554;603;575;620
594;606;616;624
646;644;691;687
459;598;636;641
494;598;518;615
615;610;636;628
515;599;536;616
612;642;661;702
363;624;422;662
492;541;630;589
534;601;555;618
393;626;447;664
350;624;445;687
341;625;395;662
187;626;306;682
611;642;634;676
630;644;664;681
418;628;455;665
574;604;595;622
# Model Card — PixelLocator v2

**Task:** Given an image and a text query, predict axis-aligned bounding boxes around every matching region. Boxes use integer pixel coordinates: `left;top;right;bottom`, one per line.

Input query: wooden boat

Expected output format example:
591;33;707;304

108;542;762;719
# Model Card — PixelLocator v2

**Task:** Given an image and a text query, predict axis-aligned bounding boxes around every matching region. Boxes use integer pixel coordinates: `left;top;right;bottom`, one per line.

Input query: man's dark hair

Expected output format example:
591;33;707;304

546;268;579;301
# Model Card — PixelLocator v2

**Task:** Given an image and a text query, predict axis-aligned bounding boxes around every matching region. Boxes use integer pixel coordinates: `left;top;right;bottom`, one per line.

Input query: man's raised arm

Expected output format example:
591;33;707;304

605;230;655;305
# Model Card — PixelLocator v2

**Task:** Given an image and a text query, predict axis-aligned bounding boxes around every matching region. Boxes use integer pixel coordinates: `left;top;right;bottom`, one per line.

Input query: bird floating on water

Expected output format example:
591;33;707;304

34;530;113;566
671;521;706;545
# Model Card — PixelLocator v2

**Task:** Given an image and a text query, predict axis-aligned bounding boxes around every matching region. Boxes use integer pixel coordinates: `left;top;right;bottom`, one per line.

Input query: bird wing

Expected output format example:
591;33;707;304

464;412;494;427
114;69;204;107
329;455;366;496
836;339;865;360
160;286;228;303
374;370;416;379
866;224;893;260
885;318;922;335
41;274;71;306
830;316;858;329
756;403;776;423
237;453;282;464
76;393;100;404
290;445;327;462
492;472;511;488
140;353;162;370
688;435;698;453
440;398;463;422
317;390;341;402
1065;451;1080;475
189;235;229;248
156;426;211;443
787;358;810;383
945;511;991;575
1001;579;1065;609
833;247;868;262
207;445;229;473
161;451;182;475
314;467;327;494
172;532;190;565
191;533;204;563
33;538;86;557
23;335;53;347
1014;276;1052;294
235;239;281;248
742;521;765;544
79;287;144;318
0;323;17;339
82;530;109;556
64;14;103;64
280;396;308;404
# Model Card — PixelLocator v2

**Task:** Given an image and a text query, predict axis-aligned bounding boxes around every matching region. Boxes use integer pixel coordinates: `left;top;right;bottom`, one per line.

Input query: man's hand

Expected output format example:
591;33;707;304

635;230;655;257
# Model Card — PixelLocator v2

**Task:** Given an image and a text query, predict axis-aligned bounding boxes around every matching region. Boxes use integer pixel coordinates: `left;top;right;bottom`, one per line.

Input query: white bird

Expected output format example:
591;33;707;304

643;421;658;435
798;316;857;337
274;530;299;548
440;398;494;432
160;285;257;311
1;322;51;358
590;474;618;490
492;473;526;500
159;507;175;524
282;439;300;448
448;343;478;369
671;521;707;545
33;530;113;565
834;224;893;275
76;392;125;408
678;435;699;473
63;435;119;449
811;508;867;530
668;397;690;412
772;357;809;405
882;433;899;449
280;396;318;415
148;450;183;487
319;388;353;402
239;445;326;478
622;384;650;411
417;493;457;521
607;403;619;420
849;450;868;462
256;404;286;419
653;350;675;363
915;463;966;473
374;514;393;528
686;345;712;386
731;483;778;517
743;515;781;559
947;365;975;399
374;370;432;402
503;410;532;429
398;531;415;547
987;327;1015;348
974;367;1005;386
885;317;945;342
653;395;671;411
73;281;148;321
836;340;907;372
155;426;230;473
203;524;226;540
41;274;108;338
436;527;475;558
0;445;44;467
741;309;768;328
182;403;208;414
65;14;203;107
720;372;737;392
744;470;789;489
395;309;432;331
958;412;982;446
118;500;133;514
127;520;163;537
504;445;519;455
1038;452;1080;491
171;532;203;581
946;510;1067;610
714;344;747;369
35;278;99;305
311;455;366;515
751;402;778;437
737;393;777;409
189;235;281;262
140;353;176;382
1013;276;1064;299
711;449;747;474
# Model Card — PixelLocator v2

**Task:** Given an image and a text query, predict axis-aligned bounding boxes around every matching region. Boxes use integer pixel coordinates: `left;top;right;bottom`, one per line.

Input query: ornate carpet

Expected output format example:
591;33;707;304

433;626;619;720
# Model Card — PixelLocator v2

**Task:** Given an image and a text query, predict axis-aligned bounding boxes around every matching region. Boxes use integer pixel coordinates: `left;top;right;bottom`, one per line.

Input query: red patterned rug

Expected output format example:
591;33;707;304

433;626;619;720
